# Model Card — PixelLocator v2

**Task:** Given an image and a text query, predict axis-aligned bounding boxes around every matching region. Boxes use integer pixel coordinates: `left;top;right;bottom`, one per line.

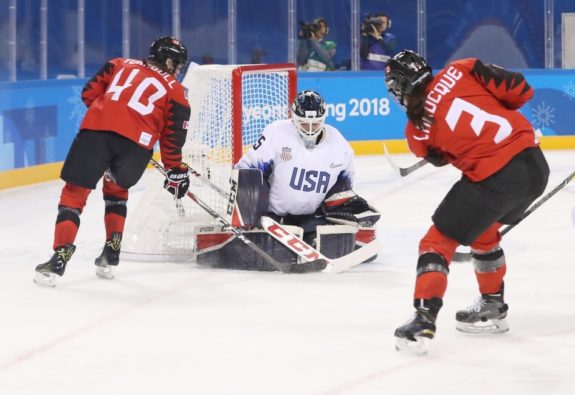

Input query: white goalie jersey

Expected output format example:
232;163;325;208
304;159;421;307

235;119;355;216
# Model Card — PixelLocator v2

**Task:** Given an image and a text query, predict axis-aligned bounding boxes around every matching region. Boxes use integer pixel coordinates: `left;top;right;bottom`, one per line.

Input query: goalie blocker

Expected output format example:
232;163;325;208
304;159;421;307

194;169;380;270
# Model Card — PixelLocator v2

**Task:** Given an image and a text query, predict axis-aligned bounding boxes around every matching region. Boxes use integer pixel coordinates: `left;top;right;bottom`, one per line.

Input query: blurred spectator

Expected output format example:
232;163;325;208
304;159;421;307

360;13;396;70
201;54;214;65
251;48;268;64
296;17;336;71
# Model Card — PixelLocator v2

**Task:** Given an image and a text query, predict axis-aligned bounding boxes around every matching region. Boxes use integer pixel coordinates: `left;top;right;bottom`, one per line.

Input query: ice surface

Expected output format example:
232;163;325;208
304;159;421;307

1;150;574;395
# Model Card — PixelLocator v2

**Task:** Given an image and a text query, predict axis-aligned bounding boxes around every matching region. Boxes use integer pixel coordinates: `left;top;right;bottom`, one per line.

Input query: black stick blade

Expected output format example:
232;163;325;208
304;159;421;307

284;259;328;273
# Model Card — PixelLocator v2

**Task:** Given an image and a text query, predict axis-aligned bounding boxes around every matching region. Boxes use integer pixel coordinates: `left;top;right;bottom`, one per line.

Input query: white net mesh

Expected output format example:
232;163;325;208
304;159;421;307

122;64;295;259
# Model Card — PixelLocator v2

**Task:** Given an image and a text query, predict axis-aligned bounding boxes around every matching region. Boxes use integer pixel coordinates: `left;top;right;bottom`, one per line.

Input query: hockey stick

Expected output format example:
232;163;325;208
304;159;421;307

150;158;327;273
383;142;428;177
261;216;383;274
453;169;575;262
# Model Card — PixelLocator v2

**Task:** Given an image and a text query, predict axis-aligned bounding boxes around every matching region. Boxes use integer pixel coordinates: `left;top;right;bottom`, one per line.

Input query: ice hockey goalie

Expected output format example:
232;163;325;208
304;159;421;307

195;168;380;271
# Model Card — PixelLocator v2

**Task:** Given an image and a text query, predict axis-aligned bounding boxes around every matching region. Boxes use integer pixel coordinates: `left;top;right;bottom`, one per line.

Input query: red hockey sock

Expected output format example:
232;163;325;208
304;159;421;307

102;178;128;240
53;183;91;249
104;212;126;239
414;271;448;300
419;225;459;263
475;264;507;295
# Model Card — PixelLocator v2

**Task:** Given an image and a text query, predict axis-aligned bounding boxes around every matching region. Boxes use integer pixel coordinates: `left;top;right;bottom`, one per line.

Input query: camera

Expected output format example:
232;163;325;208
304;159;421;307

361;16;384;35
299;20;320;39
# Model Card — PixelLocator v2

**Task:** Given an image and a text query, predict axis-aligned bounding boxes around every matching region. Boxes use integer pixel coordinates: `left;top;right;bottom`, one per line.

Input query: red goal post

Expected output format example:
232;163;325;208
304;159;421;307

122;63;297;260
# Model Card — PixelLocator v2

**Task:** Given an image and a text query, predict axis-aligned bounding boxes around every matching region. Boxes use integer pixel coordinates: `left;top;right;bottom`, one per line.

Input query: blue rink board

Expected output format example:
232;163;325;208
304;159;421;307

1;69;574;171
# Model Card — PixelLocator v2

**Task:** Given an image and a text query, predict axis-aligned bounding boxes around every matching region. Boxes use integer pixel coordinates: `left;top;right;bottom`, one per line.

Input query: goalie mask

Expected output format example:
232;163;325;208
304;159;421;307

291;90;327;149
148;36;189;76
385;50;432;110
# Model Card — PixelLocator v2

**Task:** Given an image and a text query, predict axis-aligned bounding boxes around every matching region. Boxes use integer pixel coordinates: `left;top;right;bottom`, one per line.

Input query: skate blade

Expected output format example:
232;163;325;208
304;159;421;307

394;336;430;356
456;318;509;334
95;265;115;280
33;272;58;287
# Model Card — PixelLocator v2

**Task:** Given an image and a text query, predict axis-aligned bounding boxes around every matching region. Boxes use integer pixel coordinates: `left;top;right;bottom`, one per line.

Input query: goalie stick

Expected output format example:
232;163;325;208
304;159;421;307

383;142;428;177
150;158;327;273
453;169;575;262
261;216;383;274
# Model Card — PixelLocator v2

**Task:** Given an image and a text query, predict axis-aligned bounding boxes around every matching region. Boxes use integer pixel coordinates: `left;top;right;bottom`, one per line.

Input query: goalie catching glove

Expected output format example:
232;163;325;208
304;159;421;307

163;162;190;199
323;194;381;227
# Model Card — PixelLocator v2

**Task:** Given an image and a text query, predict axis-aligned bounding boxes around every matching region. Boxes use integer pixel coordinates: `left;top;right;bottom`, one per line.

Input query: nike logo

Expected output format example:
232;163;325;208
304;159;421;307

330;163;343;168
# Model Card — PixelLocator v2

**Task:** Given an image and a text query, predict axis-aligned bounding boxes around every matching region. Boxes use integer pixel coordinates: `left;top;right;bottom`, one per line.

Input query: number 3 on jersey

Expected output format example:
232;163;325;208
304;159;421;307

445;98;512;143
107;68;167;115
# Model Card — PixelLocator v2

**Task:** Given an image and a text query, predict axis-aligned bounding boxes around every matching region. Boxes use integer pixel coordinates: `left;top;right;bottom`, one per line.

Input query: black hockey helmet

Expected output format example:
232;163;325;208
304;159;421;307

385;50;432;109
147;36;189;74
291;90;327;149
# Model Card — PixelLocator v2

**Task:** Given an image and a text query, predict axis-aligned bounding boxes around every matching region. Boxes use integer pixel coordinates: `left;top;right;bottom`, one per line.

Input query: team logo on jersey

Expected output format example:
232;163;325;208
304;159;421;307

289;167;330;193
280;147;292;161
139;131;152;146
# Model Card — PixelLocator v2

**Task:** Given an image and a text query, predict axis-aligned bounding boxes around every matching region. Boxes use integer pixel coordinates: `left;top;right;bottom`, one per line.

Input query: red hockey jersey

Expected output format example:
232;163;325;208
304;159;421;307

406;58;538;181
80;58;190;168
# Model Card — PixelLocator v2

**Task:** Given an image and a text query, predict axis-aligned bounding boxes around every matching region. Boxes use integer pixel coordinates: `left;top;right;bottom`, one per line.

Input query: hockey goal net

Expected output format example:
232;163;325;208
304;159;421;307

122;63;297;260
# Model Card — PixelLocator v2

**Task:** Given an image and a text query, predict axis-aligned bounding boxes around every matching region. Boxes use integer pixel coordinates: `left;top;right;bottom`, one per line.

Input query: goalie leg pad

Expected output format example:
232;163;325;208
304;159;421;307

356;225;378;262
227;168;269;227
316;224;356;259
195;226;302;271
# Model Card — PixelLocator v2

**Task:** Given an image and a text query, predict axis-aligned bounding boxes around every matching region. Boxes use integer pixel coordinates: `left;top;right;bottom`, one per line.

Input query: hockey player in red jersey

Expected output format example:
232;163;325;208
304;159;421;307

34;36;191;287
385;50;550;355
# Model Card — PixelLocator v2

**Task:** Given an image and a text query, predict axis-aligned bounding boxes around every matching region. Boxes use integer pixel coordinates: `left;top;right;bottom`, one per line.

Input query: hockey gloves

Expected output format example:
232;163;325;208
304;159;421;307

163;163;190;199
323;195;381;227
424;146;449;167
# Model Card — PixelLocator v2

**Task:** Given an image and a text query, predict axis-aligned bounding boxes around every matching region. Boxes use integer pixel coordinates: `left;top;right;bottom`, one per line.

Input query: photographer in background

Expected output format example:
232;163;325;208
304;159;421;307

297;17;337;71
360;13;396;70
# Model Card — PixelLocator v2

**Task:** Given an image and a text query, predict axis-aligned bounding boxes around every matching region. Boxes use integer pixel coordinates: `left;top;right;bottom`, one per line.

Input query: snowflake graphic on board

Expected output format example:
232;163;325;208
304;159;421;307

531;101;555;129
563;81;575;101
67;85;87;130
25;97;36;126
41;127;56;162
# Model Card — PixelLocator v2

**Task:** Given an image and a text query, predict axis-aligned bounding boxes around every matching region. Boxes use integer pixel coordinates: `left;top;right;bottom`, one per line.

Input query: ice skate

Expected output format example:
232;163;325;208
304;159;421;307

34;244;76;287
394;298;442;356
95;233;121;280
394;310;436;356
455;293;509;334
